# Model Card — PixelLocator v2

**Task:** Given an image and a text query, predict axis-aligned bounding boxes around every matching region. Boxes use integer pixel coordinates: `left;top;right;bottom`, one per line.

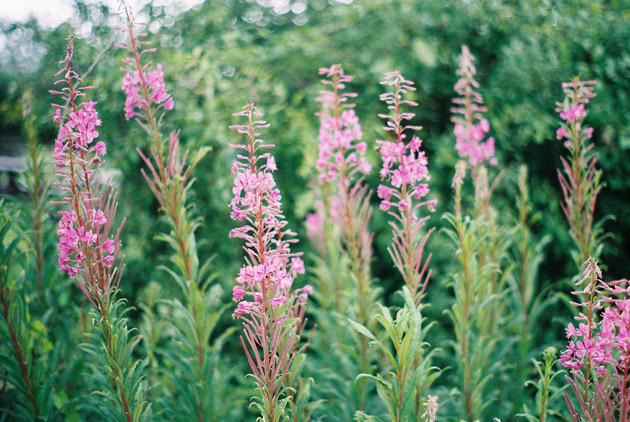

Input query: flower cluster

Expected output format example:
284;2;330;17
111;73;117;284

376;72;433;213
316;65;370;184
451;45;497;168
561;258;630;377
313;64;373;271
229;103;312;420
554;78;601;266
121;64;173;120
50;37;123;307
555;79;596;149
376;72;436;303
229;103;311;318
119;13;173;121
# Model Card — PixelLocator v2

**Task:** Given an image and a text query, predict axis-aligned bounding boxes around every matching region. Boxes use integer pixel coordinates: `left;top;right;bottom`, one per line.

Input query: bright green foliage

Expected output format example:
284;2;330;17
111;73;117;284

0;103;90;421
444;209;500;421
160;275;238;421
136;282;168;410
82;298;150;422
443;165;515;421
0;213;46;421
285;352;322;422
352;287;439;422
304;212;382;420
520;347;567;422
505;166;556;414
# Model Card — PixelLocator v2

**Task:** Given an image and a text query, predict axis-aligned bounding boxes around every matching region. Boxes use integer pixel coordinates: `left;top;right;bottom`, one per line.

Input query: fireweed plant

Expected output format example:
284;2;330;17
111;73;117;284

375;72;436;306
228;103;312;421
561;257;630;421
314;65;375;335
305;64;380;419
50;37;149;422
118;8;236;421
554;79;604;268
353;72;440;422
444;45;514;422
0;97;86;421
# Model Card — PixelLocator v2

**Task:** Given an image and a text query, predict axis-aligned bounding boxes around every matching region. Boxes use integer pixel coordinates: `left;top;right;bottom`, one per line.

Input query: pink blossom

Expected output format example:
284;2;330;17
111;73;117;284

291;257;305;275
559;104;586;123
305;211;323;241
450;46;497;169
377;185;394;201
315;65;371;183
102;239;115;254
556;126;569;140
234;301;255;317
229;103;311;418
376;71;435;303
271;296;287;307
584;127;594;138
50;38;123;307
92;210;107;226
228;103;309;317
120;40;174;119
94;141;106;155
233;285;246;301
561;258;630;377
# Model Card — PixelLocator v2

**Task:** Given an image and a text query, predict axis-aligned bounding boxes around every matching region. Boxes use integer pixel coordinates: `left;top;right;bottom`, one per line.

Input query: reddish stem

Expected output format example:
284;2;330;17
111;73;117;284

0;283;40;418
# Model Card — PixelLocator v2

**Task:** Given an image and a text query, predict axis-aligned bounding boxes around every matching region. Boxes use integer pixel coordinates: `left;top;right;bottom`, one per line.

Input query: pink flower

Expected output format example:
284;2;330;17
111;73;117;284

584;127;594;138
233;301;255;317
228;103;309;313
315;65;371;183
376;71;435;303
50;38;123;308
291;257;305;275
92;210;107;226
271;296;287;307
121;50;173;120
233;285;246;301
556;126;569;140
229;103;311;418
377;185;394;201
559;104;586;123
102;239;115;254
450;45;497;169
305;211;323;241
94;141;106;155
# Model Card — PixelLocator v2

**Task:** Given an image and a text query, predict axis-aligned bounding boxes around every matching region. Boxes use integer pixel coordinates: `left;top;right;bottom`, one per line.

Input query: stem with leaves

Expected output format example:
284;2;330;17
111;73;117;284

119;7;226;421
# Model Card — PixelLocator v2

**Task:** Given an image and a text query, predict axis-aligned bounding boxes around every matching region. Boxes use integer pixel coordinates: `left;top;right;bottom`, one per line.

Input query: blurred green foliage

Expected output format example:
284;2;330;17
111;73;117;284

1;0;629;420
